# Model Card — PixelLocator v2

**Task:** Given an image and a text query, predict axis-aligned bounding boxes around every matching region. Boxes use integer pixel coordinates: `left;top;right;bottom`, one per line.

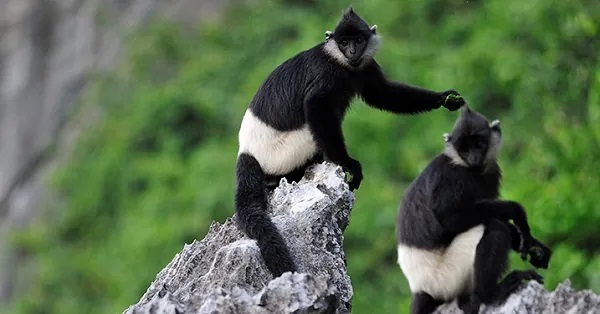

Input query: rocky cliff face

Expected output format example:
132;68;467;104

0;0;238;301
124;163;600;314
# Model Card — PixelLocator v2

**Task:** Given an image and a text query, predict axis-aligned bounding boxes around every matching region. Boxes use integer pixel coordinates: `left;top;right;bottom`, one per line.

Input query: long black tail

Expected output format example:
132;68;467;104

235;153;297;277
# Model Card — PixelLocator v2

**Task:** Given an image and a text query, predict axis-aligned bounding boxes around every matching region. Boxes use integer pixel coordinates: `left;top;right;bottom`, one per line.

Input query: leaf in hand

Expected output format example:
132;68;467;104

445;93;463;104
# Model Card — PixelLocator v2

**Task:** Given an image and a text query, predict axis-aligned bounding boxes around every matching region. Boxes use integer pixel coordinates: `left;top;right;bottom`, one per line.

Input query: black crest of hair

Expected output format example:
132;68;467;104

333;7;371;38
396;106;553;314
236;7;466;278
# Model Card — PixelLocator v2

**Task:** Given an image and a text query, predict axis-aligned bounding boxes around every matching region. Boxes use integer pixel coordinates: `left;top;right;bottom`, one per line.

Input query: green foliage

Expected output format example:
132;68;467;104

6;0;600;313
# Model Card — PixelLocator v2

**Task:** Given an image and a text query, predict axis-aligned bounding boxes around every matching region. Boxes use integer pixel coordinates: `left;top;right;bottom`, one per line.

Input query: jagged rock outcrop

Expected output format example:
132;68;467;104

124;162;354;314
124;163;600;314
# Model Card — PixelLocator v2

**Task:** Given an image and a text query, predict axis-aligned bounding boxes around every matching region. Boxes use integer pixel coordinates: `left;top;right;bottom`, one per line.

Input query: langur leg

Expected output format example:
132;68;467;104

462;219;512;314
464;219;543;313
410;291;443;314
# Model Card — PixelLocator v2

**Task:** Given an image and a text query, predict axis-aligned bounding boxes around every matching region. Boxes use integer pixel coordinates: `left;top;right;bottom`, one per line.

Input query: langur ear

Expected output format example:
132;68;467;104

443;133;452;143
489;119;500;129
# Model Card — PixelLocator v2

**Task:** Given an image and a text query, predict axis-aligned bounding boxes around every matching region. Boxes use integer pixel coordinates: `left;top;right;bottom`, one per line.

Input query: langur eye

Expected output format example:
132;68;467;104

356;38;363;44
341;40;349;47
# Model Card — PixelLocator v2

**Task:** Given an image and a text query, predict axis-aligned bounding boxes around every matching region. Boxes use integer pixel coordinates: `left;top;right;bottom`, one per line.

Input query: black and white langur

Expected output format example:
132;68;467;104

396;106;553;314
236;7;466;278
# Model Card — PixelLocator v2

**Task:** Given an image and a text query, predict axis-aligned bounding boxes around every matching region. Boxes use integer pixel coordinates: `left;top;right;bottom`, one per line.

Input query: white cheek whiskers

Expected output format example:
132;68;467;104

362;34;380;62
484;131;502;168
443;144;468;167
323;40;350;67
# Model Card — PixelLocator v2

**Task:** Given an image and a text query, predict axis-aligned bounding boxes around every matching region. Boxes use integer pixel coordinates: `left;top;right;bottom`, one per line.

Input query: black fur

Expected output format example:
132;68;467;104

411;292;443;314
396;107;552;314
248;7;464;185
237;8;465;278
235;153;297;276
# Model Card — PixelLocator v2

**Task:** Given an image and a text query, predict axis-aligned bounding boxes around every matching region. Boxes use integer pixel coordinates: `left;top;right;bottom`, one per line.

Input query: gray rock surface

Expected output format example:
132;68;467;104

124;162;354;314
436;280;600;314
124;163;600;314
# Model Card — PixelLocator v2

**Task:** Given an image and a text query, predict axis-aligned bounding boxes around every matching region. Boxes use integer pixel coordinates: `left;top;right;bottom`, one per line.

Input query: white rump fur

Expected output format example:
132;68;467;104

397;225;485;300
323;34;381;69
238;109;318;176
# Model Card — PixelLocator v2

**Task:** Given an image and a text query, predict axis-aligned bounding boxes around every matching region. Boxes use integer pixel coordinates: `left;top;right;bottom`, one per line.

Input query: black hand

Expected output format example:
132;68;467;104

342;158;363;191
439;90;465;111
528;239;553;269
520;236;535;261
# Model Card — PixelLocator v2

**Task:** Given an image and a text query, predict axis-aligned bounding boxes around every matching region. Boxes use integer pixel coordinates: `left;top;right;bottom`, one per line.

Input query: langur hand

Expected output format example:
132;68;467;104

520;236;552;269
527;239;553;269
342;157;363;191
439;90;465;111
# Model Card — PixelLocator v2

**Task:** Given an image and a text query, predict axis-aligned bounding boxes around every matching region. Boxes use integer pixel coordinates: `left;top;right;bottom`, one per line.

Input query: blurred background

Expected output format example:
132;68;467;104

0;0;598;313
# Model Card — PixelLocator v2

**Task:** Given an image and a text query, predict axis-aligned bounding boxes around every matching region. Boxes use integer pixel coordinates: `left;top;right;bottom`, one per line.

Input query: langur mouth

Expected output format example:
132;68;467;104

466;156;483;166
349;58;363;67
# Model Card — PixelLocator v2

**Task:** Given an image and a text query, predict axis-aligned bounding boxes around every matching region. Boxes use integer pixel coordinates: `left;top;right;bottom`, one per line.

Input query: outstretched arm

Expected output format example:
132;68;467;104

360;61;464;114
304;92;362;190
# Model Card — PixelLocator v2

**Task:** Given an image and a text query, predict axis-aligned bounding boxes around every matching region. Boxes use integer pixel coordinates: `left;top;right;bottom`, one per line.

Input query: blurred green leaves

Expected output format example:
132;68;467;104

6;0;600;313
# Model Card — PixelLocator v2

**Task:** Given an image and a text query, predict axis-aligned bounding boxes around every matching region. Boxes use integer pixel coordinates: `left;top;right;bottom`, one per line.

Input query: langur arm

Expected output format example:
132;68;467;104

304;93;363;190
436;199;531;237
438;198;552;266
471;200;531;238
360;62;464;114
472;199;552;268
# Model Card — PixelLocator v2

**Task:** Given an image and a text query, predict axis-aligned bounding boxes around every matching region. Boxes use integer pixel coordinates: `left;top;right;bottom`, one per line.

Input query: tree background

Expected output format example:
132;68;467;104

4;0;600;313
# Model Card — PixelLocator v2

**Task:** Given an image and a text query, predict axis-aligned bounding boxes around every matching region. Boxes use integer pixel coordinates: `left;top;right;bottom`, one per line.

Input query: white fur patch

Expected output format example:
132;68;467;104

362;34;381;62
397;225;485;300
484;130;502;164
322;35;381;69
323;40;348;67
238;110;318;176
444;145;468;167
443;133;451;143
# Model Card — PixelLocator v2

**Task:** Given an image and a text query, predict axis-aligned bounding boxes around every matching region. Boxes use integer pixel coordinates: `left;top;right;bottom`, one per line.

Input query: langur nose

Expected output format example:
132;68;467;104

467;155;482;165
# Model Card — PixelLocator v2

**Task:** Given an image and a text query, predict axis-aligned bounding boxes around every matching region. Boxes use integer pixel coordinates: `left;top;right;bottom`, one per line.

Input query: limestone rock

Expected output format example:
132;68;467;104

124;162;354;314
436;280;600;314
